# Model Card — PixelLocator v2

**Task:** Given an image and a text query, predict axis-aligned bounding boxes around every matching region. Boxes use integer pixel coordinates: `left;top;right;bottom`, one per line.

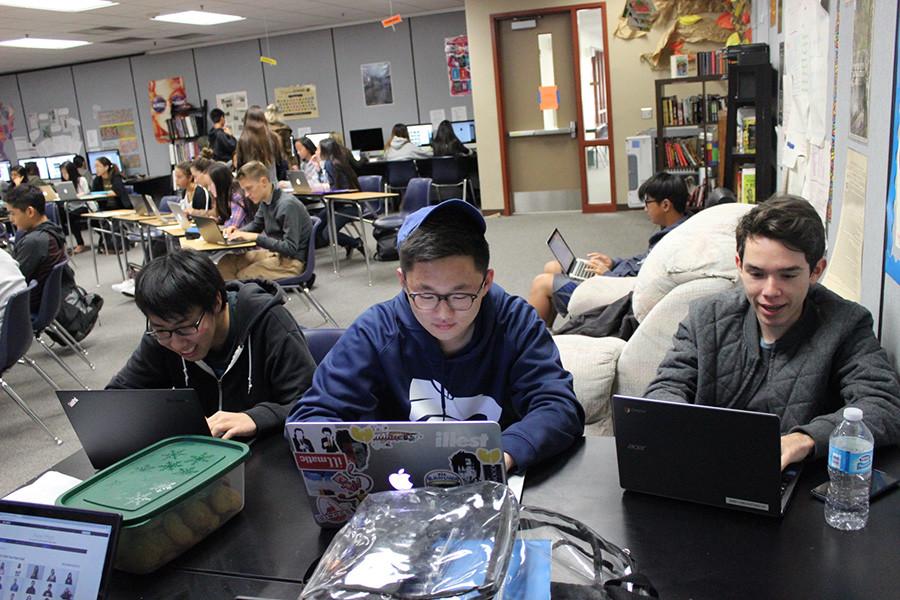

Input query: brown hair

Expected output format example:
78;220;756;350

735;195;826;271
236;160;270;182
235;106;282;168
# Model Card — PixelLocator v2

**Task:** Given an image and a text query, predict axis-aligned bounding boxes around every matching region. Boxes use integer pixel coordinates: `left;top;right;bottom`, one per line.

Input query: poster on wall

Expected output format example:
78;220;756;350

216;91;248;137
444;35;471;97
98;108;142;172
0;100;16;161
884;11;900;285
25;107;82;155
275;84;319;120
361;62;394;106
849;0;873;142
148;76;186;144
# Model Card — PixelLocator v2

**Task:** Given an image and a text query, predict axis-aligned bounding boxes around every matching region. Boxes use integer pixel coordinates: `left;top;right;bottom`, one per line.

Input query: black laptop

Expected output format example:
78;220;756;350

56;389;211;469
0;500;121;599
611;395;802;517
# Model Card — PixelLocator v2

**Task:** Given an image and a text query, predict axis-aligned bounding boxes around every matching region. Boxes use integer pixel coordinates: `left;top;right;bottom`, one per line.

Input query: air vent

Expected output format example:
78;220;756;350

104;37;152;44
74;26;130;34
166;33;210;41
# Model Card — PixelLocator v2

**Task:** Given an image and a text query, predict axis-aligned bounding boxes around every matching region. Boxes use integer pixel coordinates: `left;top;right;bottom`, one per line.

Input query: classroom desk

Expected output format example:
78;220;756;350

323;191;398;286
83;208;146;285
46;435;900;599
179;237;256;252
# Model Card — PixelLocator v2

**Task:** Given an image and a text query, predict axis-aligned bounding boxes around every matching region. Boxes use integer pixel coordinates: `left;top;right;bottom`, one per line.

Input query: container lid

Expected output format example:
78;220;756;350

57;435;250;525
843;407;863;422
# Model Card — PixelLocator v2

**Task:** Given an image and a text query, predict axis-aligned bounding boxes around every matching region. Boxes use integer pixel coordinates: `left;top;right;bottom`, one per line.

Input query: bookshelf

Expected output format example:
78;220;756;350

723;49;776;204
167;99;208;167
654;74;727;193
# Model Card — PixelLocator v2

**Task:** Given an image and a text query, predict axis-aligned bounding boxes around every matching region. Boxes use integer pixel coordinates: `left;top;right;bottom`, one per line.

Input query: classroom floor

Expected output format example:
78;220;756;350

0;208;654;496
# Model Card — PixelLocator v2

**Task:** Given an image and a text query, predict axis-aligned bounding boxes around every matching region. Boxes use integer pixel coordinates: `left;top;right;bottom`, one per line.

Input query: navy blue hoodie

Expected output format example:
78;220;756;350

287;284;585;470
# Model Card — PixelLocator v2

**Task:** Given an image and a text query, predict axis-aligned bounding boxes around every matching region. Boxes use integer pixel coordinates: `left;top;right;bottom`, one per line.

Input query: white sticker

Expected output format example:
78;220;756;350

725;497;769;512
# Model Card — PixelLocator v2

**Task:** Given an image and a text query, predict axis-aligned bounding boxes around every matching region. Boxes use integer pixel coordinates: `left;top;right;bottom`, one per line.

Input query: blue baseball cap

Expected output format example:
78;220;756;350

397;199;486;247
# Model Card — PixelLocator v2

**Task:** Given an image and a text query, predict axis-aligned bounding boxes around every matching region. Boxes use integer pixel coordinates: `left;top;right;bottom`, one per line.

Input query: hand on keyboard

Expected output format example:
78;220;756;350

586;252;613;275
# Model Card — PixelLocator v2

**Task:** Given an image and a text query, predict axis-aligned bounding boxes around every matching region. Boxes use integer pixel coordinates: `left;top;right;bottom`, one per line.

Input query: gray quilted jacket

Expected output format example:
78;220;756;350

645;284;900;458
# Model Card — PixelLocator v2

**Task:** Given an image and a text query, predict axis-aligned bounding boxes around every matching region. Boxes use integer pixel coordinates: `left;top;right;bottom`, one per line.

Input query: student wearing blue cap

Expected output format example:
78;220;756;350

287;200;585;472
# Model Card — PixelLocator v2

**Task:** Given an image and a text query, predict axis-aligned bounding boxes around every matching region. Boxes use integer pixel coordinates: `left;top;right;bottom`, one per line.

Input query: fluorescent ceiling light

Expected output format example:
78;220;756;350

0;37;91;49
0;0;118;11
153;10;245;26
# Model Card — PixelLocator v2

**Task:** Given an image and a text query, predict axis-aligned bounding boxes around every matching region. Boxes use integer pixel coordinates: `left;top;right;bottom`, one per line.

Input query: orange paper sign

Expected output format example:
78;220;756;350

382;14;403;27
539;86;559;110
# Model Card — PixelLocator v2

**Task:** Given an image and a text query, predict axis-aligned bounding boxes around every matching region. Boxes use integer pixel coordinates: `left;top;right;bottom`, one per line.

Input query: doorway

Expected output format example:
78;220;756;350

492;4;615;214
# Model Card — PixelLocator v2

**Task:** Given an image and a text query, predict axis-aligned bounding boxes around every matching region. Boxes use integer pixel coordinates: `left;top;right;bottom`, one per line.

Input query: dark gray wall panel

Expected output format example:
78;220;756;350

0;74;25;163
410;11;473;124
194;39;268;115
17;67;83;156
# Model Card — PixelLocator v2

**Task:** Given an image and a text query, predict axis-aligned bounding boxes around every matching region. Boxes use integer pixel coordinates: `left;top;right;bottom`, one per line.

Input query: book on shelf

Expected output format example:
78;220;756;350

696;50;727;76
738;166;756;204
735;107;757;153
662;138;702;169
670;54;690;78
660;94;724;127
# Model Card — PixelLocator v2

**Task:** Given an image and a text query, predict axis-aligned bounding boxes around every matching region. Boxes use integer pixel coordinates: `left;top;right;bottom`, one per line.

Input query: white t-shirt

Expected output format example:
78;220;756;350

0;251;27;329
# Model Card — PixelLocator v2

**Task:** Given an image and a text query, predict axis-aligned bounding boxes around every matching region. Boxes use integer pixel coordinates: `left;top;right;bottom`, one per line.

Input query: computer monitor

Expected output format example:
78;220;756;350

46;153;76;180
452;120;476;144
407;123;434;147
349;127;385;152
87;149;122;173
23;157;49;180
0;160;9;181
305;132;332;148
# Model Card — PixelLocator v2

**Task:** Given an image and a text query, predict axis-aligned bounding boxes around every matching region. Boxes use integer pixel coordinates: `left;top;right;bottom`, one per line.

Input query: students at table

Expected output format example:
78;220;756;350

6;185;73;313
217;161;311;281
208;108;237;163
205;162;255;229
294;137;328;189
90;156;128;209
174;160;211;217
59;160;93;254
9;165;26;188
107;250;316;438
235;106;285;182
72;155;88;178
645;197;900;470
384;123;432;160
317;139;364;256
432;120;471;157
24;162;46;187
288;200;585;472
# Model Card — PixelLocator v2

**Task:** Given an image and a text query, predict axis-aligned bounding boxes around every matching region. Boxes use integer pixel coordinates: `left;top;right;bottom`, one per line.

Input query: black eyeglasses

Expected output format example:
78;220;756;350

406;275;487;312
146;313;205;341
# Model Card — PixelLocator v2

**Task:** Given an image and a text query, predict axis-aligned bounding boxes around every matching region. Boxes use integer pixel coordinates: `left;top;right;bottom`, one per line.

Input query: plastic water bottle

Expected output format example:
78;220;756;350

825;407;874;530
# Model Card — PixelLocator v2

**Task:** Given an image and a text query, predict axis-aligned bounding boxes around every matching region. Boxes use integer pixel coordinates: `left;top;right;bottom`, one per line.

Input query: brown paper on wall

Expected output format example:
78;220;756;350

614;15;649;39
655;0;727;24
641;17;678;68
680;18;731;43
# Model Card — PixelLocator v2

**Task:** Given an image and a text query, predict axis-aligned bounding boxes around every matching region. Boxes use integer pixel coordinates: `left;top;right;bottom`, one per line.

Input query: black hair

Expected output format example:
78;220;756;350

6;184;45;214
72;155;85;169
24;162;39;177
205;161;252;224
10;165;26;182
95;156;120;178
736;195;826;271
296;136;317;157
399;212;489;275
210;108;225;123
431;120;464;156
134;250;227;322
638;172;688;214
319;138;360;189
60;161;80;184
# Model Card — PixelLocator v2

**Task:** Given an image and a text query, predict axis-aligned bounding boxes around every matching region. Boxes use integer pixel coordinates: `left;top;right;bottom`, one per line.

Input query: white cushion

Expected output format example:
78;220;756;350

632;203;752;322
554;334;625;425
567;276;637;317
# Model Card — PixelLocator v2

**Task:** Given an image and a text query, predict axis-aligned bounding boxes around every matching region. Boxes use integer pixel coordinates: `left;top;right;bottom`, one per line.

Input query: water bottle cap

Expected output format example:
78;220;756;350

843;407;863;421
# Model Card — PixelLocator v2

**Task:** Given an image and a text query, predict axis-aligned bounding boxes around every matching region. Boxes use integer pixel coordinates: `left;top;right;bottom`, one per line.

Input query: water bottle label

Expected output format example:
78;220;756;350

828;445;873;474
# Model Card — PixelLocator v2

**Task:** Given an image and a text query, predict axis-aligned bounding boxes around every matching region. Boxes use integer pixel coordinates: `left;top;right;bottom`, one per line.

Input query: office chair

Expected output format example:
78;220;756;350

275;217;339;328
302;328;346;365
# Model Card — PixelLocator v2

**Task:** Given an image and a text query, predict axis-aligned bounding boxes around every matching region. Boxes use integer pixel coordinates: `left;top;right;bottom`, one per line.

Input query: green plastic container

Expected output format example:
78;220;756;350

57;435;250;574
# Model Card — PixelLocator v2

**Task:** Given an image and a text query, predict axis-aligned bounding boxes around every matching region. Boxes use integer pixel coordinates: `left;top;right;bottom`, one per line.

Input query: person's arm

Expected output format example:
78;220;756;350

286;313;388;423
224;196;246;229
106;335;179;390
111;174;129;207
255;197;309;259
793;310;900;458
501;304;585;471
13;235;46;281
643;315;699;404
241;310;317;435
76;176;90;195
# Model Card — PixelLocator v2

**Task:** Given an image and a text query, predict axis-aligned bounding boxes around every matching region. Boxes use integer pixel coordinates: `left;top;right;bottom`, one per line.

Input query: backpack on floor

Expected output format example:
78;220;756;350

373;224;400;261
50;284;104;343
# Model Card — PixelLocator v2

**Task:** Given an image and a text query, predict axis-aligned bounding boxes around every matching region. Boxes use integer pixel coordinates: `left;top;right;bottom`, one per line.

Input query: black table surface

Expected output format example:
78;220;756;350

53;435;900;600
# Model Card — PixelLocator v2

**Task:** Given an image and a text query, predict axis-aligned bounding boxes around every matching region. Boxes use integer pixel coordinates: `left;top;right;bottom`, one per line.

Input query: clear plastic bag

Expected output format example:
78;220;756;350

301;481;519;600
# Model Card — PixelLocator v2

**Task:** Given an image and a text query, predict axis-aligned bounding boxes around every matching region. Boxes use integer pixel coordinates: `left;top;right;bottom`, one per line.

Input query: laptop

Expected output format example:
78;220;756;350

166;199;192;229
0;500;121;600
287;169;312;194
129;193;151;216
139;194;177;223
611;395;803;517
194;215;248;246
53;181;78;200
39;185;59;201
56;389;211;469
547;228;596;281
285;421;506;527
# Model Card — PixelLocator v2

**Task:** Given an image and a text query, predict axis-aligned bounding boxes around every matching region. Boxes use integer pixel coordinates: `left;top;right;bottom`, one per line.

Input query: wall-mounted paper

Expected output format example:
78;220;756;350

823;149;867;301
86;129;99;149
451;106;467;121
429;109;446;127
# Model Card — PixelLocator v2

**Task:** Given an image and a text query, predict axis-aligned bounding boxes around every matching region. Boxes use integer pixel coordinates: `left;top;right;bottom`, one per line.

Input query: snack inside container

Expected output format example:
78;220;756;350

57;435;250;574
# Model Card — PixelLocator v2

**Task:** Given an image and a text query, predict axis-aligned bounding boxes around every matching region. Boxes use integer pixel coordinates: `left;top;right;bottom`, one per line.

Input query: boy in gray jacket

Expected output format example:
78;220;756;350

646;196;900;470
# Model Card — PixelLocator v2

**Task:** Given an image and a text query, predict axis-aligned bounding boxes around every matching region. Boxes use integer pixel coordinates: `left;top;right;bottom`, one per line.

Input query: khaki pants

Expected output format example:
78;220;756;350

217;249;304;281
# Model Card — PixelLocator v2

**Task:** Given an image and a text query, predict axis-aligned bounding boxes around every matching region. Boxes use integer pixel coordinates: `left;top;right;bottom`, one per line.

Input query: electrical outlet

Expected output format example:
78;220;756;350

641;107;653;120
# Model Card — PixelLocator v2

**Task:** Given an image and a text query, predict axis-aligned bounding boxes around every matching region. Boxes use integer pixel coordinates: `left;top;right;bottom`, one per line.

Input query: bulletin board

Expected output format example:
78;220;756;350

274;84;320;120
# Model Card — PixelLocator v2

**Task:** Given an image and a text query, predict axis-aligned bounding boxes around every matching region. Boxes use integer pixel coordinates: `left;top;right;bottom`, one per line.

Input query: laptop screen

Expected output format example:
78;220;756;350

0;501;120;600
408;124;434;147
46;154;76;180
547;229;576;273
452;120;476;144
1;160;11;181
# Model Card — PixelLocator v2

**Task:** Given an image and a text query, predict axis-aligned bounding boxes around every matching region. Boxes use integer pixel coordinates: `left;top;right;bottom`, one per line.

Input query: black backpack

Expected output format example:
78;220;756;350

50;283;104;343
373;224;400;261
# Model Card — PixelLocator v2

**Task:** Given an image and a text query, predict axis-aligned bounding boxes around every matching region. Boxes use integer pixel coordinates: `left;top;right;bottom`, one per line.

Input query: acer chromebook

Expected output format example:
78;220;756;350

285;421;505;527
56;389;211;469
194;215;250;246
547;228;596;281
612;395;802;517
0;500;121;600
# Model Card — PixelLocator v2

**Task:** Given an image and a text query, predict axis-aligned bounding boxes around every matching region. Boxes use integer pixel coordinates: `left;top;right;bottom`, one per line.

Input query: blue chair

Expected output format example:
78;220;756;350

385;160;419;209
158;195;180;213
45;201;61;226
358;175;385;218
31;261;90;389
302;328;346;365
372;177;433;233
276;217;339;328
430;157;476;205
1;281;63;444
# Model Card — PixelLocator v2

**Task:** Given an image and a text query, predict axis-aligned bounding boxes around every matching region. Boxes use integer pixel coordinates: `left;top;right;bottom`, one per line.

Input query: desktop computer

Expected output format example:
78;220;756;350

305;132;331;148
46;153;76;180
87;149;123;173
22;157;50;180
407;123;433;147
452;120;476;144
349;128;385;153
0;160;10;181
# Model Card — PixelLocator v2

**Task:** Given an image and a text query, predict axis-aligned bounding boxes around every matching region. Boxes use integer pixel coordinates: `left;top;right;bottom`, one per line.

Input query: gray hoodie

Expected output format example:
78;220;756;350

384;136;433;161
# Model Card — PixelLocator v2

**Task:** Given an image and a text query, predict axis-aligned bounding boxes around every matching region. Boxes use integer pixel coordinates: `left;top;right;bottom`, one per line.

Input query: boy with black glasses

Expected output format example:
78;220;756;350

287;200;585;472
108;250;316;439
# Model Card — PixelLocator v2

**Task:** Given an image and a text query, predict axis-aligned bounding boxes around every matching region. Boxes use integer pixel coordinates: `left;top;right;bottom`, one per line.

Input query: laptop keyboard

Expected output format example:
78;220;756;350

571;260;592;279
780;466;800;496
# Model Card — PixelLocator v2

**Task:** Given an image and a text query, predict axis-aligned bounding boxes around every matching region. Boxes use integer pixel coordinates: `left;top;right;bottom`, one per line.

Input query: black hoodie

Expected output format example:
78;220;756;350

13;219;72;313
107;280;316;435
